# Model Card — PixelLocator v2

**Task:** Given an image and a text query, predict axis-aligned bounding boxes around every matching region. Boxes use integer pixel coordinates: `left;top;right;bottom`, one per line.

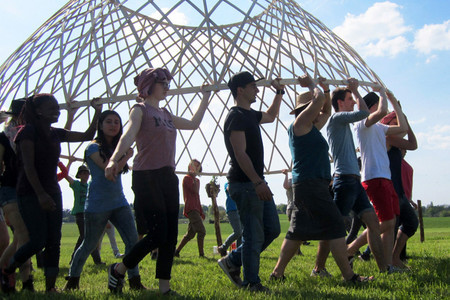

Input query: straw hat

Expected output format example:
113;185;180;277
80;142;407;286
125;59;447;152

290;91;312;114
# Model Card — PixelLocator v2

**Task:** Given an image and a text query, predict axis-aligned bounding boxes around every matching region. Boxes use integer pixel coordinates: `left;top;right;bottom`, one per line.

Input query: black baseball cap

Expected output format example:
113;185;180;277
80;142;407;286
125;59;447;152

227;71;264;92
363;92;380;109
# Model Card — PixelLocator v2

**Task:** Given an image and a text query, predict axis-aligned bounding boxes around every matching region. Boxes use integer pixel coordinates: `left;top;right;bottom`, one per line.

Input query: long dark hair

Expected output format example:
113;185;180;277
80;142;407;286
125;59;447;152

89;110;129;174
19;93;57;140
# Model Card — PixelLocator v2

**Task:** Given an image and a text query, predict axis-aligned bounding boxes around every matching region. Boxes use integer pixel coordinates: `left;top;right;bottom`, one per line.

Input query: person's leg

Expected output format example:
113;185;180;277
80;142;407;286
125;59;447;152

329;237;356;281
312;240;330;272
69;211;110;277
222;210;242;249
228;182;265;286
360;210;387;271
105;222;121;257
271;238;302;277
175;218;195;255
109;206;141;281
186;211;206;257
42;193;63;291
392;196;418;267
0;201;32;284
0;210;9;257
9;195;47;271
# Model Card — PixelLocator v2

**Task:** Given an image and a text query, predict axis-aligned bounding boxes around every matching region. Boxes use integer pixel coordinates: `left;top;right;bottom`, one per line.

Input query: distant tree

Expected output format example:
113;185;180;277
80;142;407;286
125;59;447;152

277;204;287;214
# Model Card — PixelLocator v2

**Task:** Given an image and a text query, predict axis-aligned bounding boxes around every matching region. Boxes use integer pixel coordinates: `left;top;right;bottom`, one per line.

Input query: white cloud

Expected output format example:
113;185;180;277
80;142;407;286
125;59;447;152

413;20;450;54
408;117;426;125
333;1;412;57
150;7;189;26
416;125;450;150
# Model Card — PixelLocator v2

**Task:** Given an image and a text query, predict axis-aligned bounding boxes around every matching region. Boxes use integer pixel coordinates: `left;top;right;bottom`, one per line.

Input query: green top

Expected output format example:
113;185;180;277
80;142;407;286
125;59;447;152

70;179;88;215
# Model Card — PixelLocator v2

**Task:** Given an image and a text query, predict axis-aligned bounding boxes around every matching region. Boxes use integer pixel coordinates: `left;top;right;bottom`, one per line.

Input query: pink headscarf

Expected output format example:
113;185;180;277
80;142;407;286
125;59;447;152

134;68;173;99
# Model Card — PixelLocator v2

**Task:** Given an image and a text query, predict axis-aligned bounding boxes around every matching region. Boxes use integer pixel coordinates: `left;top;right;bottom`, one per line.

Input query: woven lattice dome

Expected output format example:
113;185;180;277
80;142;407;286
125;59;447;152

0;0;383;175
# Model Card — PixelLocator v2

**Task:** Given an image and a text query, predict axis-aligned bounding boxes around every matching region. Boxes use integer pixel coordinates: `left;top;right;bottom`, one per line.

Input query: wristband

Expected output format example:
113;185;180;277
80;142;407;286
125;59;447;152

324;90;330;93
253;180;264;188
276;89;285;95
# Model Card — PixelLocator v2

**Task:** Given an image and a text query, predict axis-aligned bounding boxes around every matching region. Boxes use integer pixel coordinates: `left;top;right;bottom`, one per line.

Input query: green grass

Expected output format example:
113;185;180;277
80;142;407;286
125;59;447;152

4;216;449;299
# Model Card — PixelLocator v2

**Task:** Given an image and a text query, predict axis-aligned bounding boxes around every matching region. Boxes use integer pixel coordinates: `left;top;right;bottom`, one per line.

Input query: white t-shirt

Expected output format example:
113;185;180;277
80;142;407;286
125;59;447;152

354;120;391;182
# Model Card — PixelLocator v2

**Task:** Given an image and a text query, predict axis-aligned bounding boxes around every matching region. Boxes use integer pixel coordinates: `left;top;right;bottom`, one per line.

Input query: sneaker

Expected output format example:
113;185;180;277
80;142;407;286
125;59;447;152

346;273;375;283
348;256;355;269
108;263;125;293
114;253;124;259
217;256;242;287
247;282;270;293
0;268;16;293
387;265;409;274
217;245;227;257
310;268;332;278
358;252;371;261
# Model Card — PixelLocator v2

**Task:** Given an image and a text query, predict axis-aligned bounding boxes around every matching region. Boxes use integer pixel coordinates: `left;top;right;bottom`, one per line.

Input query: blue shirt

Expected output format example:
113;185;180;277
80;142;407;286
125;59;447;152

224;182;237;213
84;143;129;213
327;110;369;176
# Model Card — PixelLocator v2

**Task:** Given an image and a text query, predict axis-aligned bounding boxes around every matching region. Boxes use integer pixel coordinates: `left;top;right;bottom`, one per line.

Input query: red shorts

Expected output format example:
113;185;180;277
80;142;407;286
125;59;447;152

362;178;399;222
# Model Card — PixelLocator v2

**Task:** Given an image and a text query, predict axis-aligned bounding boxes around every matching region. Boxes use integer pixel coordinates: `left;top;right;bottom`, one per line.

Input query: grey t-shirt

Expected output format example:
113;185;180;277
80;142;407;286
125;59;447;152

327;110;369;176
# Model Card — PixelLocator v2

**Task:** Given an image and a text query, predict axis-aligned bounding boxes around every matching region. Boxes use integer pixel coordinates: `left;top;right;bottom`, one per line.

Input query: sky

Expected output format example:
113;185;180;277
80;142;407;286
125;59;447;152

0;0;449;210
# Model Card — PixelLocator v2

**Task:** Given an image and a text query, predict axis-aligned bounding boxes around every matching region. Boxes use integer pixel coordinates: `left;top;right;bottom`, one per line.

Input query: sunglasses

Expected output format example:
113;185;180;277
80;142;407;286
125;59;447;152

157;81;170;89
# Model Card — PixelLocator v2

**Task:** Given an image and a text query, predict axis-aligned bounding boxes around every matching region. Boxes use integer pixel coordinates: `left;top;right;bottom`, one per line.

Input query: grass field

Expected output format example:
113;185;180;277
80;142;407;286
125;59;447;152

3;216;449;299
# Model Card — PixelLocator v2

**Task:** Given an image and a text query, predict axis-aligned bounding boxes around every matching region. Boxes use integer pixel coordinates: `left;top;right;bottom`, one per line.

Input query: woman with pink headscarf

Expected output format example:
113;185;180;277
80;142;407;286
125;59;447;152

104;68;211;295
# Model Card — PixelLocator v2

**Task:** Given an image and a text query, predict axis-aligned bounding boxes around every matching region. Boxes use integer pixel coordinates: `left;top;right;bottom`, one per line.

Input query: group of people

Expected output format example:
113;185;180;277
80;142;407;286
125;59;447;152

217;71;418;292
0;67;418;295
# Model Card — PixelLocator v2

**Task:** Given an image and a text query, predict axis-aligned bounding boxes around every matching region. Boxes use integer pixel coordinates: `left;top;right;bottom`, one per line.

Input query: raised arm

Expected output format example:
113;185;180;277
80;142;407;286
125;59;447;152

65;98;102;142
347;78;369;112
293;74;326;136
260;78;285;124
229;130;272;201
172;84;211;130
365;86;388;127
385;91;408;136
64;100;79;130
282;169;291;190
105;106;142;181
314;76;332;130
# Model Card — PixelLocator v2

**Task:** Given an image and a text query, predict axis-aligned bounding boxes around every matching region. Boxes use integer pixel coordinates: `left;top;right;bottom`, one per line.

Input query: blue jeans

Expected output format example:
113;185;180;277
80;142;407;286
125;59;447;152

227;182;280;286
223;209;242;249
69;205;139;278
15;193;62;277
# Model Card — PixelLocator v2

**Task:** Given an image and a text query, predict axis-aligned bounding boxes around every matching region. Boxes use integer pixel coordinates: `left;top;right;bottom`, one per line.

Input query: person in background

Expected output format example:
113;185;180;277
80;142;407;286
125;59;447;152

175;159;206;257
217;182;242;257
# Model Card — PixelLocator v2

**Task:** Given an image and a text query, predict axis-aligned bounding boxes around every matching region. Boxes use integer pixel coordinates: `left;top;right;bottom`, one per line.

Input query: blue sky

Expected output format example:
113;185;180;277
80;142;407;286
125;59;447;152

1;0;449;209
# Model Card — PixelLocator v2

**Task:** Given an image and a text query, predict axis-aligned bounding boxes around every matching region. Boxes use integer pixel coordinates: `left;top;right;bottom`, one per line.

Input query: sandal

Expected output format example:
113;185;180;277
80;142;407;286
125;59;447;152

269;273;286;282
347;273;375;283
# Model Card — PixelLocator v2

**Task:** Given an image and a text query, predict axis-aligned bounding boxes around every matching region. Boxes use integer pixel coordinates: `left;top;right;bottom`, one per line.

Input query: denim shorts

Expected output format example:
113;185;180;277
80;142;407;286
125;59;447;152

332;175;374;217
0;186;18;207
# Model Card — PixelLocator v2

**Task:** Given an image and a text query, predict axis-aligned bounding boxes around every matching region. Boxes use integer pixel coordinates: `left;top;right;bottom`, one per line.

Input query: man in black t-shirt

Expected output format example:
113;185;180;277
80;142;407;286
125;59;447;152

218;71;283;293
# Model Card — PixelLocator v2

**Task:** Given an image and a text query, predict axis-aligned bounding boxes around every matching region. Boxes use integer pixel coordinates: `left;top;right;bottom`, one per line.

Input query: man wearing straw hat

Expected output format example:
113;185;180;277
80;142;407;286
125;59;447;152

218;71;283;293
